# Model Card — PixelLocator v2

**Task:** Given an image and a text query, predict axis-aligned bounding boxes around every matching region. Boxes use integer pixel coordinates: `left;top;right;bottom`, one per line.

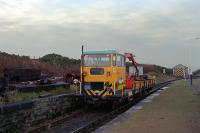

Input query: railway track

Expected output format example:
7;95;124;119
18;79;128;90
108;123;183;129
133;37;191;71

25;110;86;133
25;80;175;133
42;110;107;133
25;109;108;133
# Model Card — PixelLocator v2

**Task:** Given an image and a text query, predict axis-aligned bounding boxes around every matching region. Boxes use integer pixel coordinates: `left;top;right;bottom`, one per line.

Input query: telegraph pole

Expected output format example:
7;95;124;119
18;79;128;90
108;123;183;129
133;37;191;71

81;45;85;92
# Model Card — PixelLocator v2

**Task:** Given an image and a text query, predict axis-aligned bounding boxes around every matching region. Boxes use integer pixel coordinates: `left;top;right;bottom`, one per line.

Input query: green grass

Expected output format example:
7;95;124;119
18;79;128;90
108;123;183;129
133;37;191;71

0;85;78;104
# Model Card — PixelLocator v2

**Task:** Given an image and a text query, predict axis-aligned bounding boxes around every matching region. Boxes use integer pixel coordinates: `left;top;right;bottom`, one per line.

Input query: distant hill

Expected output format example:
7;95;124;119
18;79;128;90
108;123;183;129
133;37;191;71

0;52;80;77
39;53;80;67
142;64;173;75
126;62;173;75
193;69;200;76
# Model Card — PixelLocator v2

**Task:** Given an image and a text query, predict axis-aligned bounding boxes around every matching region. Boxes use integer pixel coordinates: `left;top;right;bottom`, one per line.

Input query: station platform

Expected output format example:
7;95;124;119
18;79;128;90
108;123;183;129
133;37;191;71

95;79;200;133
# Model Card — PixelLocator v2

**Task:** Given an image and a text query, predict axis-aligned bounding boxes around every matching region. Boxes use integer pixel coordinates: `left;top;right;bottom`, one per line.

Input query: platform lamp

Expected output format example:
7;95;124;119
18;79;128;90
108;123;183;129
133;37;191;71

188;37;200;85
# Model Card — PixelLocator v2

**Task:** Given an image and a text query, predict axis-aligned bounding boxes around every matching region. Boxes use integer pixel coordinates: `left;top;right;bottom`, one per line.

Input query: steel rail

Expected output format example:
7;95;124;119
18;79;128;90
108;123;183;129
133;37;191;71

25;110;86;133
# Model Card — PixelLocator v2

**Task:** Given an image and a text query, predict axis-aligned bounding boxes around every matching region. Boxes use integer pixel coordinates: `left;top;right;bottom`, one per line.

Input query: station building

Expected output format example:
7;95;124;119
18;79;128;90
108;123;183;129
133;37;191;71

173;64;189;78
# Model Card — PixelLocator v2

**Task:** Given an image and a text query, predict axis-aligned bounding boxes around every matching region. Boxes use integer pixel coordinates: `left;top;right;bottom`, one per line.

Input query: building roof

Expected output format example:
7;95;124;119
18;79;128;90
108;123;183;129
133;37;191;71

173;64;188;69
83;50;119;55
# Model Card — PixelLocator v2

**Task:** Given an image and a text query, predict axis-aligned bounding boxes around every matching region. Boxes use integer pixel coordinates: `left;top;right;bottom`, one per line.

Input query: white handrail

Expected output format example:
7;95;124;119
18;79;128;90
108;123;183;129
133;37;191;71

114;80;117;95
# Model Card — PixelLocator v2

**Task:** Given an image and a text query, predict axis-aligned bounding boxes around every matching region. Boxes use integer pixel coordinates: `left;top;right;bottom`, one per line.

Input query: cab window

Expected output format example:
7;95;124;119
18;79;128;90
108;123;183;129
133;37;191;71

112;54;116;66
84;54;111;67
116;54;125;67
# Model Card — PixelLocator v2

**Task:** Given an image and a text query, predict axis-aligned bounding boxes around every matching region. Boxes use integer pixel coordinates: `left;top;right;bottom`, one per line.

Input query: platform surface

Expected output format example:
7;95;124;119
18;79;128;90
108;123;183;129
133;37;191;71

95;79;200;133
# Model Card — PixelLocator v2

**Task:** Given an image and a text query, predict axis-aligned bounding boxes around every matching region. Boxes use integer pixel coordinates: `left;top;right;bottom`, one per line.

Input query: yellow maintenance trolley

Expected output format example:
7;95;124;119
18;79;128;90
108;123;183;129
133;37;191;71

72;50;155;106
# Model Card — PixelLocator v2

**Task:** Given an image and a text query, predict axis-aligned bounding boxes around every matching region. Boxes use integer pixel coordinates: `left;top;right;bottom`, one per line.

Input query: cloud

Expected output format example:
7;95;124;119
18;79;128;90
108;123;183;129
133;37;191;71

0;0;200;70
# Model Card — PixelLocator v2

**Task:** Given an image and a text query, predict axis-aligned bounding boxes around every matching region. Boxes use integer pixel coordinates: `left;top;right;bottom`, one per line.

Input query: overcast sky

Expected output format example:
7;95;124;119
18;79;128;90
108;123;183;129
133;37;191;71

0;0;200;70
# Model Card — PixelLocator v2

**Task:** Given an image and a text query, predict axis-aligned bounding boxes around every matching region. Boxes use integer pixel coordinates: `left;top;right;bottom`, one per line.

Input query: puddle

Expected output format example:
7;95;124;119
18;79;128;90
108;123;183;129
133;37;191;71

142;99;152;103
146;95;154;100
160;87;169;90
151;93;160;97
132;105;143;110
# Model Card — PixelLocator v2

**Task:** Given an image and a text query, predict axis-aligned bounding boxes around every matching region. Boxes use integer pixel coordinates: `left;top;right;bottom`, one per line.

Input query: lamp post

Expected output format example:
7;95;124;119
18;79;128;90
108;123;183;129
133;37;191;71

188;37;200;85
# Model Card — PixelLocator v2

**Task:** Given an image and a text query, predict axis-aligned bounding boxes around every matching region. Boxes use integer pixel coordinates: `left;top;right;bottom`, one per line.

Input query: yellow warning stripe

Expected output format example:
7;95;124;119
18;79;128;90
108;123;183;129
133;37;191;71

85;90;91;95
89;90;96;95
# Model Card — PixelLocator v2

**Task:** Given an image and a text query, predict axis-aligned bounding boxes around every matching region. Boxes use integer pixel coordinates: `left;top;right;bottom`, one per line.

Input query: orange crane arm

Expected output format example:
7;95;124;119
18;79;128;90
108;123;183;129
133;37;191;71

125;53;139;76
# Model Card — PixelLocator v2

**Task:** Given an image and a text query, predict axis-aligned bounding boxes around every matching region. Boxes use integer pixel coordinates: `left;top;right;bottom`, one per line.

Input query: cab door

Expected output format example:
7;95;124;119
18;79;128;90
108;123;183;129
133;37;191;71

112;54;126;91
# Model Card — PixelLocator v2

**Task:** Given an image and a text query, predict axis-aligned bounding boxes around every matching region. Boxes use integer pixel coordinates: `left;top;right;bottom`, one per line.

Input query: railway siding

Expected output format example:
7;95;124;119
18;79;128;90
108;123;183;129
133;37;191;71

95;79;200;133
0;94;73;133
